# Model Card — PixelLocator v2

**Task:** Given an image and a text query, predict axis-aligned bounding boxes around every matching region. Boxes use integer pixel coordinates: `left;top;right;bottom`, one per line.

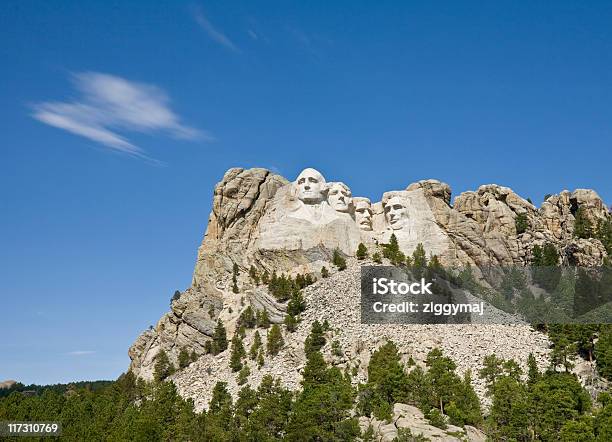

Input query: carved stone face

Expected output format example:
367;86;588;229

354;198;373;231
384;196;408;230
328;182;352;213
295;168;326;204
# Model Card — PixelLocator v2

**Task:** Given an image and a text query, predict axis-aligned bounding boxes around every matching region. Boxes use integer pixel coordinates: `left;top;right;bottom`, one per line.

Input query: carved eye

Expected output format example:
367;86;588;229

308;177;318;183
298;178;305;184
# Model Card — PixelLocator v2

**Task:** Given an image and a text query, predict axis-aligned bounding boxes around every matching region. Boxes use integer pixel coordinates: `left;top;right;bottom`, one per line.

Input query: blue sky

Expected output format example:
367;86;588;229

1;1;611;384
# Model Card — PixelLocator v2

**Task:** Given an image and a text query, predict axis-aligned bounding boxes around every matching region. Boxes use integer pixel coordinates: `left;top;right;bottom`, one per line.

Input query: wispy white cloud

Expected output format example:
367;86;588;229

191;5;240;53
285;24;333;59
31;72;207;160
66;350;96;356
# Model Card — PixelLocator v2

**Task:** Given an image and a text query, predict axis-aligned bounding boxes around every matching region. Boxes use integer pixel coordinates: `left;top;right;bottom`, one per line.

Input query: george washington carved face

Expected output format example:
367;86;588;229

384;196;408;230
328;182;353;213
295;168;326;204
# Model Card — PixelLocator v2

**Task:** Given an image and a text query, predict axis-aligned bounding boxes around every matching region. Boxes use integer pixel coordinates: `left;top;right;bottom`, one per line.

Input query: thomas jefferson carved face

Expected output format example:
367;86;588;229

328;182;352;213
384;196;408;230
353;197;373;231
295;168;326;204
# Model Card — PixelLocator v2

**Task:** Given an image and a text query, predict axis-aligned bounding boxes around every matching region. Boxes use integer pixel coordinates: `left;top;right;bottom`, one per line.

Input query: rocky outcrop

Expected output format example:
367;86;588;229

0;380;17;389
358;403;486;441
193;167;289;286
129;166;609;390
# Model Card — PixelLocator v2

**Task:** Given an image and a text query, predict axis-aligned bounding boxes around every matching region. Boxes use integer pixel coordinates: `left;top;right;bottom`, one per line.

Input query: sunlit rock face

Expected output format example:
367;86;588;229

295;167;327;204
256;168;361;256
384;195;410;230
353;197;373;231
375;189;450;260
328;182;354;214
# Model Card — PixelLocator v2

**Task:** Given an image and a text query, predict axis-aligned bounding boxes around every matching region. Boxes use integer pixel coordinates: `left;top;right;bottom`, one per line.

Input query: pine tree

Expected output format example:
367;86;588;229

284;313;298;332
332;340;343;357
249;331;262;360
479;354;504;392
178;348;191;369
332;248;347;270
237;365;250;385
427;408;448;429
527;353;540;385
532;244;543;265
209;381;233;430
412;243;427;270
249;265;259;284
232;263;240;294
425;348;459;414
393;250;406;267
356;243;368;260
204;340;213;354
256;309;270;328
266;324;284;356
596;218;612;256
238;305;256;329
288;346;358;440
595;326;612;381
529;372;592;440
487;375;530;441
574;207;594;239
372;252;382;264
542;242;559;266
212;319;228;355
383;234;400;258
515;212;529;234
445;370;482;427
321;266;330;278
405;255;412;267
287;289;306;316
230;334;246;372
257;348;265;368
153;349;175;382
427;254;443;276
362;341;409;420
304;320;326;357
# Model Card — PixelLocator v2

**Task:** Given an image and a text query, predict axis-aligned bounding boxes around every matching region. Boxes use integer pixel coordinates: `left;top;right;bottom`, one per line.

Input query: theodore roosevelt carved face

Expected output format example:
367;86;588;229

384;196;409;230
295;168;327;204
328;182;353;213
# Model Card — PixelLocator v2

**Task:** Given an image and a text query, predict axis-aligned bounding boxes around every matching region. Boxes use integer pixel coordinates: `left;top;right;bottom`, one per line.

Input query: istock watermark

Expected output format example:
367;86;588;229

360;265;612;325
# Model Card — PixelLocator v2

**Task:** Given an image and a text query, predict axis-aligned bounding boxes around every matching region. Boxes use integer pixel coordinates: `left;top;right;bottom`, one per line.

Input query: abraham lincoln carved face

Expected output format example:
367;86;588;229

384;196;409;230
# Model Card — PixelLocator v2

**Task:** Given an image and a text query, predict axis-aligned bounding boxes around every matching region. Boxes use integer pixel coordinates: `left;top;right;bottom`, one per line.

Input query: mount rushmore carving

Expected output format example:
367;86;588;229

255;167;430;260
